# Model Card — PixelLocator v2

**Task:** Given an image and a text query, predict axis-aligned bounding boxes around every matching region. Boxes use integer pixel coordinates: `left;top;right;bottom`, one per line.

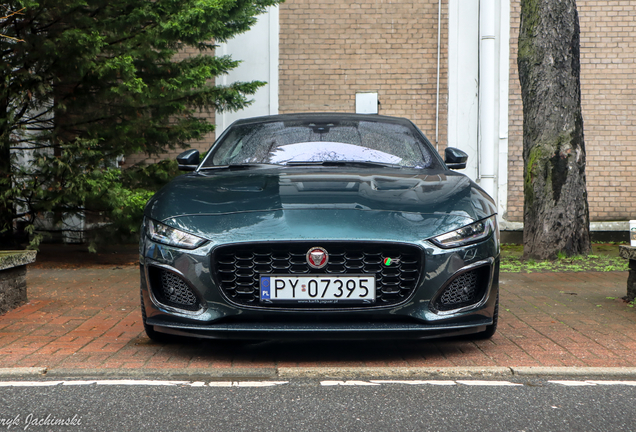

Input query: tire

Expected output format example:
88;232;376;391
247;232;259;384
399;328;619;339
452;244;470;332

473;292;499;340
140;290;179;343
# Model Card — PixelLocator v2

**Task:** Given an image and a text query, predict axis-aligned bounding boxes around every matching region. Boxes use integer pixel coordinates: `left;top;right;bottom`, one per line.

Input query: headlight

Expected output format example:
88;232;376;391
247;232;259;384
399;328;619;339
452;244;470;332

431;216;497;249
146;219;207;249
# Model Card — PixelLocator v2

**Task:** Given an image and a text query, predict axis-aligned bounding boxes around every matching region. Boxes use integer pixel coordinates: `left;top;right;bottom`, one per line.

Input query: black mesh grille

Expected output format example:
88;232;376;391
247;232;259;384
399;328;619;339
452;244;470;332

434;266;490;311
213;242;423;308
148;267;199;311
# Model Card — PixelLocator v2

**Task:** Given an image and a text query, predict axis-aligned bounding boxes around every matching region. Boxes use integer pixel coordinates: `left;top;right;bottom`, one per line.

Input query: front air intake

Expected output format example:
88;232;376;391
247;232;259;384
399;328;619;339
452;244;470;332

433;265;490;312
148;267;199;311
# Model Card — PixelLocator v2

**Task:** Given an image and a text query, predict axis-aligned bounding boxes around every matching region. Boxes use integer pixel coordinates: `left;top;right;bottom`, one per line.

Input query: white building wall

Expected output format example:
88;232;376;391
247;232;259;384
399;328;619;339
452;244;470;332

448;0;510;223
448;0;480;181
215;7;279;135
497;0;511;226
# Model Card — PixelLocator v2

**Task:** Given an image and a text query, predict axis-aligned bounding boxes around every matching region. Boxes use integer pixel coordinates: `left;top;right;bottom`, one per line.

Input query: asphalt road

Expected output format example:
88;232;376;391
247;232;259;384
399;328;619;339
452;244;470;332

1;377;635;431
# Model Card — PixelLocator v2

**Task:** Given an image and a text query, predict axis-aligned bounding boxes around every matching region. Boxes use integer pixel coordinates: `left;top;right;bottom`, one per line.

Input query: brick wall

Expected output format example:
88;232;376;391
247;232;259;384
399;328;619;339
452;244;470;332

507;1;524;222
278;0;448;149
507;0;636;222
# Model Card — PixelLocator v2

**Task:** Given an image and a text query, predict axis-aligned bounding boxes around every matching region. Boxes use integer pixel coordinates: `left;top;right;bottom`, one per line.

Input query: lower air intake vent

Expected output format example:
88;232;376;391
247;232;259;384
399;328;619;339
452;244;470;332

148;267;199;311
434;266;490;312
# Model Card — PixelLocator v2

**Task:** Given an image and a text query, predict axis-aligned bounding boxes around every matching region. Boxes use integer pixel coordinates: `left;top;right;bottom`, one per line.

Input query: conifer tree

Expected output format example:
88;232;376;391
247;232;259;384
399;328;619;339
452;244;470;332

0;0;279;246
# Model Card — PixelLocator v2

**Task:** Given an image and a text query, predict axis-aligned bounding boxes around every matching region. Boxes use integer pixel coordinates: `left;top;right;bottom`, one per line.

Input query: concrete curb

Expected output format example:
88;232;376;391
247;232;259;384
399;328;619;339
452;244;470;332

42;368;278;380
511;367;636;377
2;366;636;380
277;366;512;378
278;366;636;379
0;367;47;377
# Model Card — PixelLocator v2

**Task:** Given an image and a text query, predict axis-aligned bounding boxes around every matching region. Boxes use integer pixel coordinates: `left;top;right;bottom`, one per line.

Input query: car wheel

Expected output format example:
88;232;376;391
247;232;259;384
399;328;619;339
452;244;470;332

140;290;179;343
473;292;499;339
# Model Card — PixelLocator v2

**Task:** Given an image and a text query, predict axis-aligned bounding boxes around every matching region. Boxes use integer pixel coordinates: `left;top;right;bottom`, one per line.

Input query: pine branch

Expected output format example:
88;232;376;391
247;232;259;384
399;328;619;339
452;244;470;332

0;7;25;42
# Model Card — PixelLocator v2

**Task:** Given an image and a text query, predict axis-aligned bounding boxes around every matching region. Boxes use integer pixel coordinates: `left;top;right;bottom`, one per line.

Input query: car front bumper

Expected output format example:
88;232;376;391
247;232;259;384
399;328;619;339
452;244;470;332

139;229;500;341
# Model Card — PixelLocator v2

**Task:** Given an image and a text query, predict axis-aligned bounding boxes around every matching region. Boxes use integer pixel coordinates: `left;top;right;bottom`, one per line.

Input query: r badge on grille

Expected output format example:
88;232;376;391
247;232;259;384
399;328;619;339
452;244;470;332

306;247;328;269
383;257;401;266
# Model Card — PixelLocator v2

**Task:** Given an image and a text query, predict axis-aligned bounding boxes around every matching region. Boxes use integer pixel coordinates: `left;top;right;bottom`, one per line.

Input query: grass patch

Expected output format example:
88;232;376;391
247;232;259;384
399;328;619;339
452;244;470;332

500;243;629;273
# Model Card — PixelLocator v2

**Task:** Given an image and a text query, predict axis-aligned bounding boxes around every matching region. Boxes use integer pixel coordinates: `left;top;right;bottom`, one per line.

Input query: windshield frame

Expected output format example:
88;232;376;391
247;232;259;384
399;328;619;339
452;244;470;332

198;115;445;171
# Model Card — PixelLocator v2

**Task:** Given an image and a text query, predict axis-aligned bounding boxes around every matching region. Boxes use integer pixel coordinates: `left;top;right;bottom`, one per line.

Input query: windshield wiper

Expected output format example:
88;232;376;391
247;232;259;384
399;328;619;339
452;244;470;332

198;163;279;171
284;161;401;168
199;161;404;171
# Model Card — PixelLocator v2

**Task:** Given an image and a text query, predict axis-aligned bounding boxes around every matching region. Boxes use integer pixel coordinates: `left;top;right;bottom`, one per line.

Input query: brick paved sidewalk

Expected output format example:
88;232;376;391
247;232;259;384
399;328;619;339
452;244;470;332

0;267;634;370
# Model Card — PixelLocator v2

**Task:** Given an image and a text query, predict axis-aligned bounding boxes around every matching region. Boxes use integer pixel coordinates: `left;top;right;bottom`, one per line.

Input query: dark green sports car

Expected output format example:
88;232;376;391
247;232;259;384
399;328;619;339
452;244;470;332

139;113;500;342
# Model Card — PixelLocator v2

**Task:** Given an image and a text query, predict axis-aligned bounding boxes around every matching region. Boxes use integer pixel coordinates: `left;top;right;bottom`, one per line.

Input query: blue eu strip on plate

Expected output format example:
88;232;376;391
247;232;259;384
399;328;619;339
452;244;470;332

260;276;271;300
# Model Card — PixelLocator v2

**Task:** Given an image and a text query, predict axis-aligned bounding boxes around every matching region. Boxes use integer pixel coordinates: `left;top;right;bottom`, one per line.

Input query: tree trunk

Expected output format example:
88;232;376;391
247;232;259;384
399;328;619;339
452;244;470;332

518;0;591;260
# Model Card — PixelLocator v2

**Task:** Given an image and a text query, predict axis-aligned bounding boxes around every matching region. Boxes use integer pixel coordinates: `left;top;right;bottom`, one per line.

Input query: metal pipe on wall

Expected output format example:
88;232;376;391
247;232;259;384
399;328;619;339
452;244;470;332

478;0;496;200
435;0;441;151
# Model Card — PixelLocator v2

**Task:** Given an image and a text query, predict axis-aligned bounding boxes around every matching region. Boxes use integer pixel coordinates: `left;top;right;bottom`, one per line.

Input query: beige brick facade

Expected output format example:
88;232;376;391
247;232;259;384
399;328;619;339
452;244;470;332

278;0;448;149
507;1;524;222
507;0;636;222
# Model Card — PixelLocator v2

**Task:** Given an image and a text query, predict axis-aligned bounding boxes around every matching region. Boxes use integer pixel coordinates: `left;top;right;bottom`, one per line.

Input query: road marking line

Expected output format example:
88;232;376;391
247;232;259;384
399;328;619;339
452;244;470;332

234;381;288;387
369;380;456;386
321;381;381;386
94;380;191;386
0;381;64;387
586;381;636;386
456;380;523;386
549;381;636;387
206;382;234;387
207;381;289;387
0;380;288;388
2;379;636;388
321;380;522;387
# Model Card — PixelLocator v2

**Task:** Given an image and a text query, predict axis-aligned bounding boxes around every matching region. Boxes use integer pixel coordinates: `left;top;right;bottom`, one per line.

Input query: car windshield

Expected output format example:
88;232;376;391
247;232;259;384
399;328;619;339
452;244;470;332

202;119;439;169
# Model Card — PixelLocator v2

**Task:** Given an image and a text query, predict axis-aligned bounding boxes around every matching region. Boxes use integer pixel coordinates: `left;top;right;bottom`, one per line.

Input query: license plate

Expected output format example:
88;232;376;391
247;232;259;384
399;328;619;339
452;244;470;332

260;275;376;304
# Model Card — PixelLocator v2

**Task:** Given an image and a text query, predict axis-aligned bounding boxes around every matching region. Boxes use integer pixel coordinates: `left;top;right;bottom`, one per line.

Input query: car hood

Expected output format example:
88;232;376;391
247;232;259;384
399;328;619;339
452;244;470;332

146;168;496;242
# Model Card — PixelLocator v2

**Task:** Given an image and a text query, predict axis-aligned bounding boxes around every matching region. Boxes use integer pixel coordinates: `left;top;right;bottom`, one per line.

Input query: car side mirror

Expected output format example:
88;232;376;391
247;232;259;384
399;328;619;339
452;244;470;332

444;147;468;170
177;149;200;171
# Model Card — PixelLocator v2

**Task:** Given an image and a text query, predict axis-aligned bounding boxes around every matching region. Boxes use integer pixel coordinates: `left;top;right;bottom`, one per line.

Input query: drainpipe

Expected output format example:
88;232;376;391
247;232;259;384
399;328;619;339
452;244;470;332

435;0;442;151
478;0;496;200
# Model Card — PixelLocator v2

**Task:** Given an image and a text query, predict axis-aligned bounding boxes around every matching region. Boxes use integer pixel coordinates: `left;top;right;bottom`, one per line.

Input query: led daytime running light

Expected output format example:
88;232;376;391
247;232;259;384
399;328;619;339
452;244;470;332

147;219;206;250
431;217;496;248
